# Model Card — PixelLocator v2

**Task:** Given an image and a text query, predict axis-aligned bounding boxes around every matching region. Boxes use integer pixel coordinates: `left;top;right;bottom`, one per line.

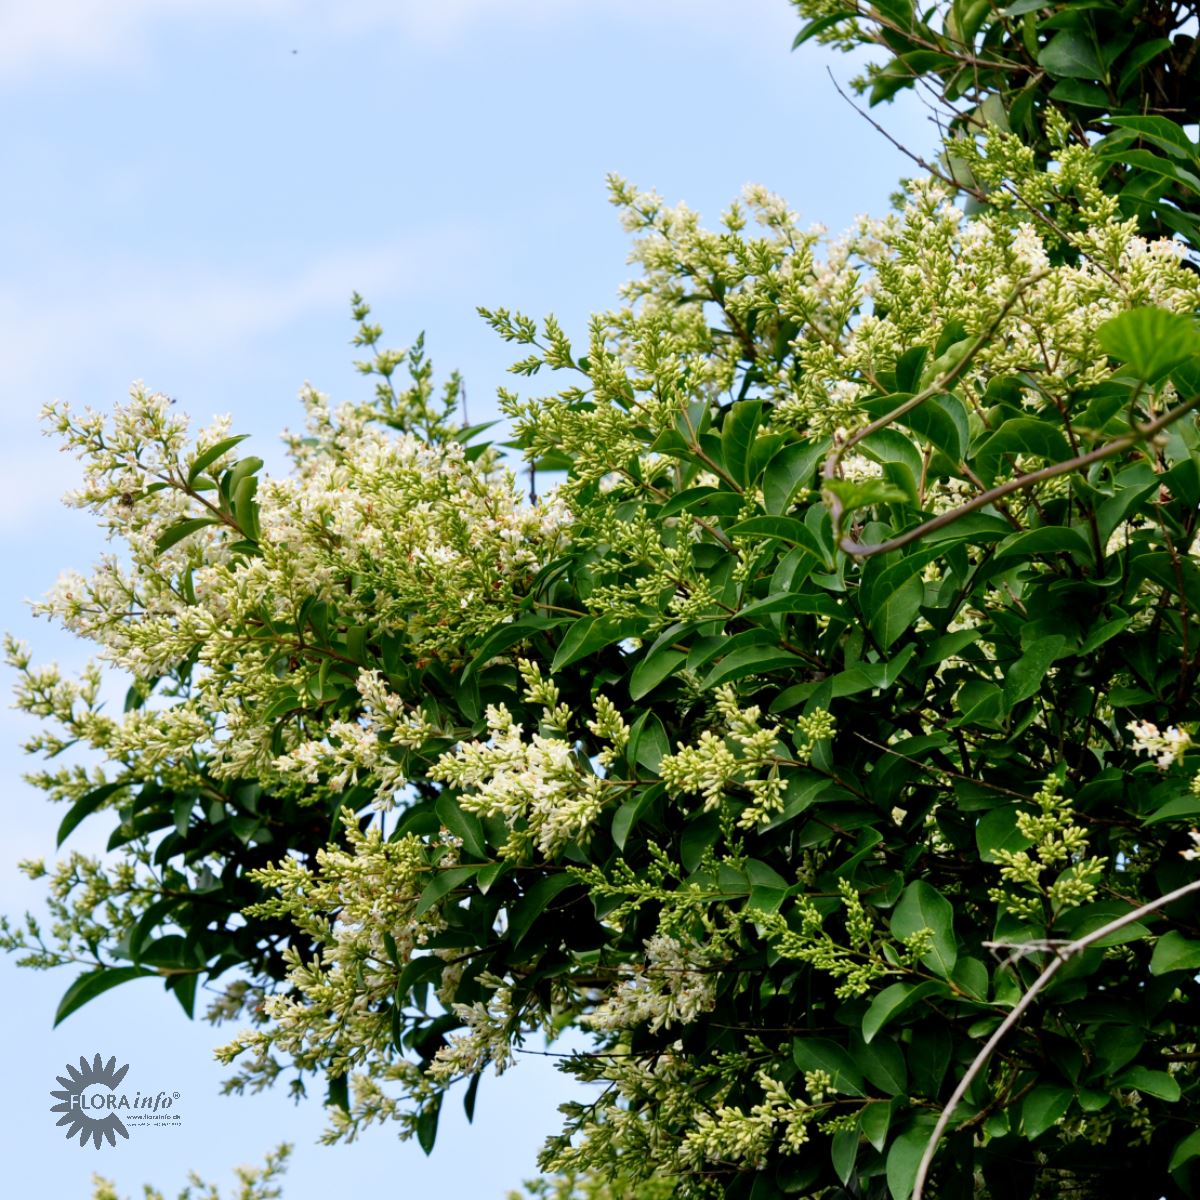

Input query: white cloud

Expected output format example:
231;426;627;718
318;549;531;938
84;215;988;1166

0;217;485;388
323;0;786;44
0;217;488;536
71;229;482;351
0;0;284;79
0;0;788;79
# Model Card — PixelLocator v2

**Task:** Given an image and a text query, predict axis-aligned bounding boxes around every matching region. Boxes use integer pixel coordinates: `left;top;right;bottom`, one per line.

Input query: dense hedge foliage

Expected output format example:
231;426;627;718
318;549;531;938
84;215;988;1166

792;0;1200;250
10;5;1200;1200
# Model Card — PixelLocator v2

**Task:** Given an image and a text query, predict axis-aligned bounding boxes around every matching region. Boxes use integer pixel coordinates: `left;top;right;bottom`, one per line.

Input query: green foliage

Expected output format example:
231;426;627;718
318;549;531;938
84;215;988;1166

7;25;1200;1200
790;0;1200;250
91;1144;291;1200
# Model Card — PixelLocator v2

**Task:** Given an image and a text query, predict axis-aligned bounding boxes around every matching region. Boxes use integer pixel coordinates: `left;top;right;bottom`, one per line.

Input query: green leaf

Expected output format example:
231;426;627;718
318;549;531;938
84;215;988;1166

860;1100;891;1152
891;881;957;977
1099;489;1158;554
1106;115;1196;160
381;931;400;967
886;1125;933;1200
464;615;569;681
681;810;721;873
508;874;577;947
1022;1085;1072;1138
232;473;260;541
852;1037;907;1095
167;972;198;1018
1049;78;1110;107
951;955;989;1000
994;526;1094;561
1150;930;1200;976
738;592;843;620
862;980;944;1042
793;12;858;47
551;616;641;673
1169;1129;1200;1173
630;714;670;773
831;1128;858;1186
393;954;443;1003
861;428;924;505
1060;902;1149;948
612;786;661;851
655;486;712;518
792;1037;864;1096
1145;794;1200;825
54;967;153;1026
452;419;501;445
1117;1066;1180;1101
702;644;803;690
629;646;688;700
727;515;826;561
1037;30;1104;80
918;628;980;666
894;345;928;392
824;477;909;511
861;393;968;462
1077;612;1130;656
1002;635;1066;709
476;861;508;894
128;896;181;961
763;438;830;514
868;573;924;651
975;806;1033;864
864;544;945;615
760;773;830;830
434;794;487;859
416;1094;442;1155
225;454;262;492
976;418;1071;467
414;866;480;917
1117;40;1174;92
721;400;763;486
187;434;249;483
137;934;193;969
1117;149;1200;194
462;1071;482;1124
1097;308;1200;383
155;517;219;555
56;781;125;847
327;1072;349;1115
831;644;916;697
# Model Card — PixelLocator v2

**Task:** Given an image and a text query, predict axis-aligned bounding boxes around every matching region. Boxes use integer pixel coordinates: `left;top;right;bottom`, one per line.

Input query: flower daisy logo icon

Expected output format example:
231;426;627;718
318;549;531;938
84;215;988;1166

50;1054;131;1148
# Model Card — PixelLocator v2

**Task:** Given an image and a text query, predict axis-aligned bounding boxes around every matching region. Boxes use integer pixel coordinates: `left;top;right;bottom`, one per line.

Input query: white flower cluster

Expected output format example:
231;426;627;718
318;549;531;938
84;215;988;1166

1127;720;1192;770
583;932;719;1034
659;685;832;827
430;703;605;860
27;386;571;804
681;1071;817;1169
273;670;437;809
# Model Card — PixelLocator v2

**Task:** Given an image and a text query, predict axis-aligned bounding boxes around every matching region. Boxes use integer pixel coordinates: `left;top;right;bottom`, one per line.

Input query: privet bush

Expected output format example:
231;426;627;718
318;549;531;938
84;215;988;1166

8;15;1200;1200
791;0;1200;249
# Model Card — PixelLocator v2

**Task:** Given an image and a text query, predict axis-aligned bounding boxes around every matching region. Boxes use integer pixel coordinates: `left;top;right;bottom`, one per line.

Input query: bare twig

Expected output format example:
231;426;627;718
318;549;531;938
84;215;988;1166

839;391;1200;559
821;272;1045;544
826;70;989;204
912;876;1200;1199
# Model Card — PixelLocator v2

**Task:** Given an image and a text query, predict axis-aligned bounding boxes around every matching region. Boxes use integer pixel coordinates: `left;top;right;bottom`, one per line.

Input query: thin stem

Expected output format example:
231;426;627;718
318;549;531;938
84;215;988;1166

842;392;1200;559
912;876;1200;1199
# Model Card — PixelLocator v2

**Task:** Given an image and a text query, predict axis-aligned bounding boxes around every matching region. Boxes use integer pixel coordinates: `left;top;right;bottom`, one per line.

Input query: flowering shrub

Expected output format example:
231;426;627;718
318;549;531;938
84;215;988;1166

791;0;1200;250
8;108;1200;1200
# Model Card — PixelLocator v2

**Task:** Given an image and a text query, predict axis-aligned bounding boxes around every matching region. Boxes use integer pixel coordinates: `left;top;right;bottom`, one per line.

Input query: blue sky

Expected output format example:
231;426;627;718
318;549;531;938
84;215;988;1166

0;2;929;1195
